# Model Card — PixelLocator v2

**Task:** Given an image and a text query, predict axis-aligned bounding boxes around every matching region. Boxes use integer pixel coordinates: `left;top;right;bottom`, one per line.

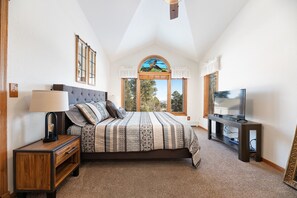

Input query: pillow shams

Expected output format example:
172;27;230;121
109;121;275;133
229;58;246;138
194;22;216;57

106;100;118;118
116;107;127;119
67;125;82;136
76;103;99;125
65;106;88;127
86;102;110;122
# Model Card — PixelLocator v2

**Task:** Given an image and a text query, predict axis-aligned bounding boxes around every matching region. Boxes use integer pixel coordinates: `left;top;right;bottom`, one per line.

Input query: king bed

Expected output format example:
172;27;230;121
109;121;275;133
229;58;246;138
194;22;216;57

53;84;201;167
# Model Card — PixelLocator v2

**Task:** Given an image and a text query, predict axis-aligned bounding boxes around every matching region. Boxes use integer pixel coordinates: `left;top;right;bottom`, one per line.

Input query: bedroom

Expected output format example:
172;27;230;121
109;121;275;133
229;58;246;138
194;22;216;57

0;0;297;197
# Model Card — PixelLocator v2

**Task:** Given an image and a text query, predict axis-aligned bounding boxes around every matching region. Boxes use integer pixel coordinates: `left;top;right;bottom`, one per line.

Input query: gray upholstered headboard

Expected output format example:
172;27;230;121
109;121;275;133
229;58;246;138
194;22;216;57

52;84;107;134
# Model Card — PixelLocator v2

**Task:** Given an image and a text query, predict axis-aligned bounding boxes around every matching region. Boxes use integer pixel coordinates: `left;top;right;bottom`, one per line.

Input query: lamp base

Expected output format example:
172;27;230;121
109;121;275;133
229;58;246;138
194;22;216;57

43;131;58;143
44;113;59;143
43;137;58;143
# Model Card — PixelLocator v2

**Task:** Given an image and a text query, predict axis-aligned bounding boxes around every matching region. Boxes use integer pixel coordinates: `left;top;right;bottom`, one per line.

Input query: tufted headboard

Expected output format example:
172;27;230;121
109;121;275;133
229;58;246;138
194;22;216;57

52;84;107;134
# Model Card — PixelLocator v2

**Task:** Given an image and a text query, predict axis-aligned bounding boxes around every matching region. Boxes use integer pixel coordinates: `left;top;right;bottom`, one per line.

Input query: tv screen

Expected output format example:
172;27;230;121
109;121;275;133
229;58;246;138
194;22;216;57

213;89;246;119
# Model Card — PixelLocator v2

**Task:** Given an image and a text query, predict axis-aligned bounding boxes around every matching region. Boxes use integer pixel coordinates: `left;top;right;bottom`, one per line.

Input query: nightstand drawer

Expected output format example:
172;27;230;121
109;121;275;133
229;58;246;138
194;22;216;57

55;139;80;167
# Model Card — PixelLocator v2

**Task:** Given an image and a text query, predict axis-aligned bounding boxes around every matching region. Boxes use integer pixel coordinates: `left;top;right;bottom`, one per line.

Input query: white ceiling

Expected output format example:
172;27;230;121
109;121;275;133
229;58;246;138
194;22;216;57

77;0;249;62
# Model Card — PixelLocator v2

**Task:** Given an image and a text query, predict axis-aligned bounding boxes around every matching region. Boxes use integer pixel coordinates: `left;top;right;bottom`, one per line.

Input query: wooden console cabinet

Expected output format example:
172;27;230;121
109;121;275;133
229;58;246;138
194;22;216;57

208;114;262;162
13;135;80;198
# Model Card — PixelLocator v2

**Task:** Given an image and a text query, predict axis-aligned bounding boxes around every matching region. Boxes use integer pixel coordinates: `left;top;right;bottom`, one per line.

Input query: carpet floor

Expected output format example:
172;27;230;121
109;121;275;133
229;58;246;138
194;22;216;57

27;127;297;198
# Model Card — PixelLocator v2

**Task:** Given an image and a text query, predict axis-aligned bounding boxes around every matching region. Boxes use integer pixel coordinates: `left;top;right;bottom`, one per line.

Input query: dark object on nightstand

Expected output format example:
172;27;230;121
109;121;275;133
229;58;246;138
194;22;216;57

13;135;80;198
43;112;58;142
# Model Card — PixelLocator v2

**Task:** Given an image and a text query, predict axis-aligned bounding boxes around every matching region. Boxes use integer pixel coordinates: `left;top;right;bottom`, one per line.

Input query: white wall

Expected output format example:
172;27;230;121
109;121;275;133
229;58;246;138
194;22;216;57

198;0;297;168
109;44;200;124
7;0;110;192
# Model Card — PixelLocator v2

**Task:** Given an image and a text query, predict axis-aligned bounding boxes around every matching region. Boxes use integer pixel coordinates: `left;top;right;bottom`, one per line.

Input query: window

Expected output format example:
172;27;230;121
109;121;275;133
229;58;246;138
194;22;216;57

203;72;218;117
140;79;167;112
140;58;169;72
121;55;187;115
121;78;136;111
171;79;187;113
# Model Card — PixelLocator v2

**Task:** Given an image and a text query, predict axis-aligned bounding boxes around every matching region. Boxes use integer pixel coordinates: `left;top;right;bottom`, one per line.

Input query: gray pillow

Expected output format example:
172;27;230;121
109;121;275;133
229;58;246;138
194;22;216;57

65;106;88;127
106;100;118;118
67;125;82;135
117;107;127;119
76;103;99;125
86;102;110;122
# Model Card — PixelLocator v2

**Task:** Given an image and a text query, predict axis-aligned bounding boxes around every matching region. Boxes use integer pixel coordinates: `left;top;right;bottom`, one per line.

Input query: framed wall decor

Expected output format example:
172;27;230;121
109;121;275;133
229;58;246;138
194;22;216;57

75;35;96;85
75;35;88;83
88;47;96;85
284;126;297;190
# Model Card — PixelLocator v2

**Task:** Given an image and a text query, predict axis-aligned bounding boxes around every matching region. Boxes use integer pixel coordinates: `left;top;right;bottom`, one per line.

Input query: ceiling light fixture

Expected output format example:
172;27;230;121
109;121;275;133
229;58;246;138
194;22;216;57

164;0;180;5
164;0;180;20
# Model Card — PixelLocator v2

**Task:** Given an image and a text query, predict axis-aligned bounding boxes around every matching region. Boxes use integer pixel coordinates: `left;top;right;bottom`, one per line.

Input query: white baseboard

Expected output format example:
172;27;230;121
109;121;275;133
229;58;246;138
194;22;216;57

186;120;199;127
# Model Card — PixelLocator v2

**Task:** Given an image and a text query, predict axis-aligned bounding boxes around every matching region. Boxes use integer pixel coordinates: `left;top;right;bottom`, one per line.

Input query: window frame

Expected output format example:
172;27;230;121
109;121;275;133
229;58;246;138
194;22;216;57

203;71;218;118
121;55;188;116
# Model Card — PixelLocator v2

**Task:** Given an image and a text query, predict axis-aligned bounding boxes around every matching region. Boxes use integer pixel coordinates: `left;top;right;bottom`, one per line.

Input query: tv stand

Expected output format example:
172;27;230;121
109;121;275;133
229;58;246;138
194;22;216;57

208;114;262;162
213;114;223;118
236;118;248;123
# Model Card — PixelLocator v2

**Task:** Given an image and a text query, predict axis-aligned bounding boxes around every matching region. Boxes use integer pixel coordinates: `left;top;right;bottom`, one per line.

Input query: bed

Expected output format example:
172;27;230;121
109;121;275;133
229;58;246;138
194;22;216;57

53;84;201;167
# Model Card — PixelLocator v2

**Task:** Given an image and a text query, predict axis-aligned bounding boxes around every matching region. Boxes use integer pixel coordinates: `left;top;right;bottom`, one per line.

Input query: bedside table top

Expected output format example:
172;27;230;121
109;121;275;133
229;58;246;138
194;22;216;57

15;135;79;152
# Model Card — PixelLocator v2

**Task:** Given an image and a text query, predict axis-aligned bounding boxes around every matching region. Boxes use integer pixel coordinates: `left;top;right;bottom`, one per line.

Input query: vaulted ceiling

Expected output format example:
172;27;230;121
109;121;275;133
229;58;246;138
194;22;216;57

77;0;249;62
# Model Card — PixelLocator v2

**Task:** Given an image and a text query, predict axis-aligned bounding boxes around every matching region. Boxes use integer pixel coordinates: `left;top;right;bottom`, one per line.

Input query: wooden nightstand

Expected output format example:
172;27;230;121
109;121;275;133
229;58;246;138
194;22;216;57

13;135;80;198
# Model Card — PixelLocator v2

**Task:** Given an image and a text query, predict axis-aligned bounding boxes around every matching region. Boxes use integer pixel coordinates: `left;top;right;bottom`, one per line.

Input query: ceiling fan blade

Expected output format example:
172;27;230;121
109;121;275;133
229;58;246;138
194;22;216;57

170;3;179;20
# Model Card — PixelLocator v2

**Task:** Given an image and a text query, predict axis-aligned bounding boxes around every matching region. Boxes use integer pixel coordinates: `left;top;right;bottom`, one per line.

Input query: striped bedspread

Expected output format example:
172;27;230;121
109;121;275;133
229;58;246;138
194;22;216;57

81;112;201;167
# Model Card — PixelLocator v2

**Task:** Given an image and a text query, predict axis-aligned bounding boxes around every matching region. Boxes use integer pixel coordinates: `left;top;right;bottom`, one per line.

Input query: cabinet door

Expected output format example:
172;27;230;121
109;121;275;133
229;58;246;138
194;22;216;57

15;152;51;190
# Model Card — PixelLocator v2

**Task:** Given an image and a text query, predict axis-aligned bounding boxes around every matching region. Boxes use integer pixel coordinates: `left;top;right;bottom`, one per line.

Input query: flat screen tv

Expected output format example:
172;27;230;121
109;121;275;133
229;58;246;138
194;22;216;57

213;89;246;120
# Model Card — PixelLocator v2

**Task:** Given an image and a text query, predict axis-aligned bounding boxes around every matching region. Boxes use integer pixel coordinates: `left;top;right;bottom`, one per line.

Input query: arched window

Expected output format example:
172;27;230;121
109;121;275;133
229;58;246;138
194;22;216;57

139;57;169;72
121;55;187;116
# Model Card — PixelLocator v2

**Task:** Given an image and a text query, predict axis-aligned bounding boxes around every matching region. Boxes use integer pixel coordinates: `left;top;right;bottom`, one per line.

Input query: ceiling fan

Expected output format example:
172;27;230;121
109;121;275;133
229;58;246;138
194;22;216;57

164;0;180;20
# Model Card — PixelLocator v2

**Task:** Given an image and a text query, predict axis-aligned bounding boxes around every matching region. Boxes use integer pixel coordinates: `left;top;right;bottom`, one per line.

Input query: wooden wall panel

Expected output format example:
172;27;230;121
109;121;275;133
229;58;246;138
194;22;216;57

203;75;210;118
0;0;9;197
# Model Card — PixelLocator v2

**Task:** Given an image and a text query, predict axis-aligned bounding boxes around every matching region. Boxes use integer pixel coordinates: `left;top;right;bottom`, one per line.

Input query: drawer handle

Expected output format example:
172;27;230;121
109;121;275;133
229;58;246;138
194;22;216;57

66;147;78;155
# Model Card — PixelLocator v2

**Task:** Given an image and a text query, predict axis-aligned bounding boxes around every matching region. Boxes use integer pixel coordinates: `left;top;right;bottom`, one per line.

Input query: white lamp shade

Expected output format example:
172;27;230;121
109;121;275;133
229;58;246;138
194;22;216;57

30;90;69;112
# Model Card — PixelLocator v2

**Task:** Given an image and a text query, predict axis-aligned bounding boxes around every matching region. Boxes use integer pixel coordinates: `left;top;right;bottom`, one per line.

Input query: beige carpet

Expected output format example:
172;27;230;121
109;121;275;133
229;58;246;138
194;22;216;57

28;127;297;198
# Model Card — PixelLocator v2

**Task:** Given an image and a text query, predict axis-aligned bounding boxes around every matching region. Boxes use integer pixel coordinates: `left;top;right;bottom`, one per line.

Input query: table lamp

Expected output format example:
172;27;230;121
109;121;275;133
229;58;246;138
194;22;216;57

30;90;69;142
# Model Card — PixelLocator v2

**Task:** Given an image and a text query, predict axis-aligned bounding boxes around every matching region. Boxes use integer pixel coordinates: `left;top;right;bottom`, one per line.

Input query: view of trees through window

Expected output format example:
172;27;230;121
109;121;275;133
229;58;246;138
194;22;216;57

140;80;167;112
208;72;218;114
123;79;136;111
171;79;183;112
123;79;184;113
203;71;218;117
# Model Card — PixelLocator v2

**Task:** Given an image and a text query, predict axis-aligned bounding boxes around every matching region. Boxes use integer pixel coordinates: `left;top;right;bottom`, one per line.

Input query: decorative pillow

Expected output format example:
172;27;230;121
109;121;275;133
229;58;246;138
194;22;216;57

116;107;127;119
65;106;88;127
106;100;118;118
86;102;110;122
67;125;82;136
76;103;99;125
